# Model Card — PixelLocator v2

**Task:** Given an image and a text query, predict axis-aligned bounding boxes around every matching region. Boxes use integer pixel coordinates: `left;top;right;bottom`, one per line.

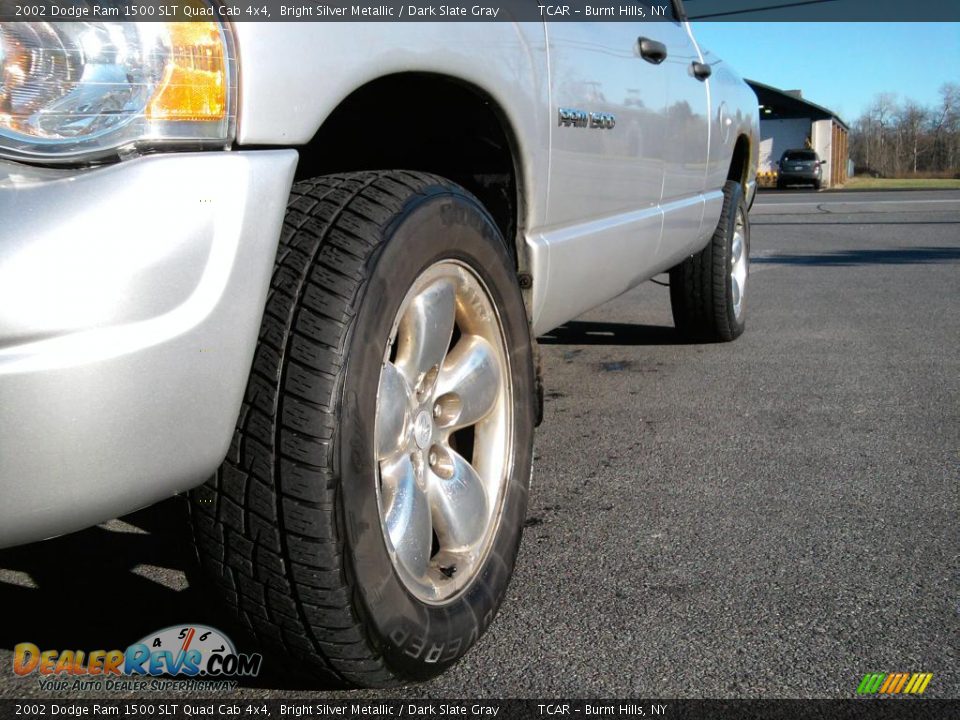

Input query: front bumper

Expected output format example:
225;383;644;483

0;150;297;548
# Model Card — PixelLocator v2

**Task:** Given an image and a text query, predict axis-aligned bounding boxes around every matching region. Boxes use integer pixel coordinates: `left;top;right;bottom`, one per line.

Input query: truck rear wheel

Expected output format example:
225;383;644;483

669;180;750;342
190;171;535;686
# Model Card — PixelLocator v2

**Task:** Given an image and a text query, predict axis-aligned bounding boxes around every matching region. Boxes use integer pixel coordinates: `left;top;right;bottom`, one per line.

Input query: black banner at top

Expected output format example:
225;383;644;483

1;699;960;719
0;0;959;21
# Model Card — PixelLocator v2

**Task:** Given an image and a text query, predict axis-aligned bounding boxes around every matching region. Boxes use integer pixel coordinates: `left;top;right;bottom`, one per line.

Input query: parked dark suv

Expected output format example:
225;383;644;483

777;149;824;189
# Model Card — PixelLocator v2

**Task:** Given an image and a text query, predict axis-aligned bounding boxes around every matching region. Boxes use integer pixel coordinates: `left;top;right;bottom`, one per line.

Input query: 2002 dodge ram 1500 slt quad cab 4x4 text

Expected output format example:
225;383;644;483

0;9;758;686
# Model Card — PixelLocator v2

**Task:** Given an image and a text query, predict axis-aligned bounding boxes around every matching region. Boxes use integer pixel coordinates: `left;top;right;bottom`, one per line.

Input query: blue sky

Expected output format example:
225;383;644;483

691;23;960;123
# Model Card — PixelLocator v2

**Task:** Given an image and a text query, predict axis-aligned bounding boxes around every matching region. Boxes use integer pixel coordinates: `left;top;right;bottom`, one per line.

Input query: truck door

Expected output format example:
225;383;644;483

532;19;672;333
544;21;669;225
658;12;713;267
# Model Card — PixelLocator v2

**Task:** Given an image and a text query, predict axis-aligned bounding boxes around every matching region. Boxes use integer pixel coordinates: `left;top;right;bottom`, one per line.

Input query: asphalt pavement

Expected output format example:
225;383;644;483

1;189;957;700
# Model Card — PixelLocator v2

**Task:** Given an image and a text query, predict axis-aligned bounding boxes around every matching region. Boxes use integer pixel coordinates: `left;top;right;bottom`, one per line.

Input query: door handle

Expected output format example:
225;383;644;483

692;61;712;80
638;37;667;65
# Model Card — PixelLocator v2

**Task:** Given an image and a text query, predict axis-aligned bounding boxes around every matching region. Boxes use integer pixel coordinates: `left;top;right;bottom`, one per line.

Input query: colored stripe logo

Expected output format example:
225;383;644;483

857;673;933;695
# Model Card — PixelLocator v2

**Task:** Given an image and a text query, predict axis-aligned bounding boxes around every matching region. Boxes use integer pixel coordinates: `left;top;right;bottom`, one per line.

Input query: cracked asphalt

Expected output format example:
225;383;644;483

1;189;957;700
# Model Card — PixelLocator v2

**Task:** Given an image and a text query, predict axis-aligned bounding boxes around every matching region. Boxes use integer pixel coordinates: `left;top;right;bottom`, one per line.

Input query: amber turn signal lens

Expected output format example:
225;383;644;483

147;23;227;122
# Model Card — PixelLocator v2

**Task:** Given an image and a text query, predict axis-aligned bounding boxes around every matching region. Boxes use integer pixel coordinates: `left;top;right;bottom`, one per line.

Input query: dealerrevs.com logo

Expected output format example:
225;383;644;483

13;625;262;692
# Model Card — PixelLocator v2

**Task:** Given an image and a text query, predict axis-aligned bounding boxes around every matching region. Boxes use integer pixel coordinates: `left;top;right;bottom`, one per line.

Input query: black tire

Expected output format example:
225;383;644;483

776;179;785;190
669;180;750;342
813;179;822;190
190;171;535;687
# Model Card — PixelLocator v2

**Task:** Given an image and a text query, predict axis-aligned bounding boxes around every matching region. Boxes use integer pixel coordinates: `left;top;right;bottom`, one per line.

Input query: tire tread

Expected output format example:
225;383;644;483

669;180;746;342
190;171;452;687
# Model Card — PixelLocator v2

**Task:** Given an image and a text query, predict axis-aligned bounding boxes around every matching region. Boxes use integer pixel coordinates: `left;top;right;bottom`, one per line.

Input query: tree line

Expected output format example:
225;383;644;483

850;83;959;178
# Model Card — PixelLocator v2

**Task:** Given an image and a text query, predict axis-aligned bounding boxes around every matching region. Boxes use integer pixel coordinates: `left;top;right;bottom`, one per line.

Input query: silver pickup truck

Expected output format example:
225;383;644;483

0;10;757;686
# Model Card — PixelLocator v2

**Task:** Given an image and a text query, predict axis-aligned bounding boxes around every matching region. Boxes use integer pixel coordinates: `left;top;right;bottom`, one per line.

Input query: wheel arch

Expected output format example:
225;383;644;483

727;133;752;188
293;73;528;274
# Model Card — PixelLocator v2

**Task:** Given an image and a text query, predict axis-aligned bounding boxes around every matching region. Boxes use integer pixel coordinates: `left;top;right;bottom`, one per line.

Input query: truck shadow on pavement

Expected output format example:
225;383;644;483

539;321;685;346
752;246;960;267
0;499;204;652
0;499;322;690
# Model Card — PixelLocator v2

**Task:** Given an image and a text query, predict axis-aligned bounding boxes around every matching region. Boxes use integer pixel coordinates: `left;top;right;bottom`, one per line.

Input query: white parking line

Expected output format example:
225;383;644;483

756;199;960;208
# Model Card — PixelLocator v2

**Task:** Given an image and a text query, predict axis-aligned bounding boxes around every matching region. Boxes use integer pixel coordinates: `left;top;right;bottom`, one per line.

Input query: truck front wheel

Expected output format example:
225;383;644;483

190;171;535;686
669;180;750;342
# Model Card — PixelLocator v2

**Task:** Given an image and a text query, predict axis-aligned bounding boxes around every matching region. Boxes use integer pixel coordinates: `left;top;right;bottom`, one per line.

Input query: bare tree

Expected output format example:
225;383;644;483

899;101;928;174
850;86;960;177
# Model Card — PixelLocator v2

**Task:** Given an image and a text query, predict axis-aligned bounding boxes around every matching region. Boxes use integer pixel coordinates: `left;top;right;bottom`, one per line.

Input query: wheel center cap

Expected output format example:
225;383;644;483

413;410;433;450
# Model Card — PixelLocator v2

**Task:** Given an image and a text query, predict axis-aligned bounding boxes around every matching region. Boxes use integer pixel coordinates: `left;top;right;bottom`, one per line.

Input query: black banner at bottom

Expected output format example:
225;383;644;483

3;700;958;720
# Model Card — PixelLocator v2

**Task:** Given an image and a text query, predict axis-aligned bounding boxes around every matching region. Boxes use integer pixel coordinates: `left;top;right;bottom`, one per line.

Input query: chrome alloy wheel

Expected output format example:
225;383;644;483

374;261;513;604
730;206;748;321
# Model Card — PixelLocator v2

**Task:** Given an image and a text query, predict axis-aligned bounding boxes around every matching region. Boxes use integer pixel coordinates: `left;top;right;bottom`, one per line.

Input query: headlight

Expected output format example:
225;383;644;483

0;16;235;162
